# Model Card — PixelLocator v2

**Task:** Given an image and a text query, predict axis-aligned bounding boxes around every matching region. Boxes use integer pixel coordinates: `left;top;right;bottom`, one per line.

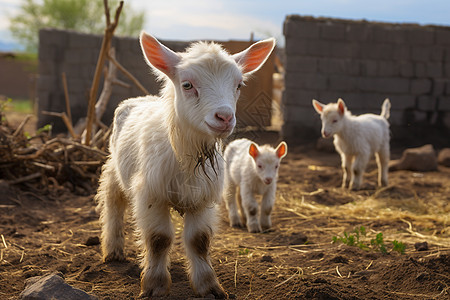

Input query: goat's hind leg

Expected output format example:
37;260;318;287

184;207;226;298
97;160;127;262
376;147;389;187
350;153;369;190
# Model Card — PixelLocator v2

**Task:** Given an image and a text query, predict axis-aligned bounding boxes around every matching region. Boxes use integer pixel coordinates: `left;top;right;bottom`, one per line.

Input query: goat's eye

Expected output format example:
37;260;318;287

237;83;242;90
182;81;193;90
275;165;278;169
258;164;263;169
332;119;338;123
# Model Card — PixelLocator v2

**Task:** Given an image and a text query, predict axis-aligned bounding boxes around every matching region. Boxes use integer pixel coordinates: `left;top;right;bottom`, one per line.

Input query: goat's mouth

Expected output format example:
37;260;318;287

263;178;273;185
322;131;332;138
205;122;234;136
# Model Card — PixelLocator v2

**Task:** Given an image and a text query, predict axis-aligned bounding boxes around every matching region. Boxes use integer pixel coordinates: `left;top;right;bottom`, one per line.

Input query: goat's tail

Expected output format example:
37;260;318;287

380;98;391;119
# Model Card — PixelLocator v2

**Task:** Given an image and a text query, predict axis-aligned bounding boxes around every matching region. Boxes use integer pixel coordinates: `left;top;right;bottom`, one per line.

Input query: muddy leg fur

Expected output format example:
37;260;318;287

97;160;127;262
184;207;226;298
136;203;174;297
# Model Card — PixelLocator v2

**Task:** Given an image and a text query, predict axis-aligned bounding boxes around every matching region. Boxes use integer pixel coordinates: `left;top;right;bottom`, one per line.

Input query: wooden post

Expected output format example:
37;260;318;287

84;0;123;146
61;72;72;125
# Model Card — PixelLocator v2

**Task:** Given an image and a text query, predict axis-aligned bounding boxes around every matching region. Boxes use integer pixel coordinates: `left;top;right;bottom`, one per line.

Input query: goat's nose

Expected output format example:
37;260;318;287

264;177;273;185
215;112;233;124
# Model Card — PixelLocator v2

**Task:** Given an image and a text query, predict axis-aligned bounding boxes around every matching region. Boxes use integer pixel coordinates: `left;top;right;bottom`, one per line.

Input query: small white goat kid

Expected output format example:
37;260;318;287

96;32;275;298
312;98;391;190
223;139;287;233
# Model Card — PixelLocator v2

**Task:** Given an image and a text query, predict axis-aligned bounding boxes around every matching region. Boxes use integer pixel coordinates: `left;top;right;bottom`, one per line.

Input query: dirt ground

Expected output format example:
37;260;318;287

1;114;450;299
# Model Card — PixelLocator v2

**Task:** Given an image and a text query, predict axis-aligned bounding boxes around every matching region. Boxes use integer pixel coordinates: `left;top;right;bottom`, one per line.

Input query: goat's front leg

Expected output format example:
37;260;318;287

240;186;260;233
223;177;242;227
236;188;247;226
260;186;276;231
340;153;352;189
184;207;226;298
135;202;174;298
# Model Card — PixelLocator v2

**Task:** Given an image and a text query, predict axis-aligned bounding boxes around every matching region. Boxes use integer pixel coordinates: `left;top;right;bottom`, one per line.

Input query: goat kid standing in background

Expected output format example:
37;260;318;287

312;98;391;190
96;32;275;298
223;139;287;233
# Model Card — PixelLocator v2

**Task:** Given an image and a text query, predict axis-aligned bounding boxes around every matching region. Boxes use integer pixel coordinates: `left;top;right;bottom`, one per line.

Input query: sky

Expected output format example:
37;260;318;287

1;0;450;51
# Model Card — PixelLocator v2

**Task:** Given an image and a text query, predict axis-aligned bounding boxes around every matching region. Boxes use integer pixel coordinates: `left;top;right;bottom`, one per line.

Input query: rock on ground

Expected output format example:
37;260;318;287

389;144;438;172
19;272;97;300
438;148;450;167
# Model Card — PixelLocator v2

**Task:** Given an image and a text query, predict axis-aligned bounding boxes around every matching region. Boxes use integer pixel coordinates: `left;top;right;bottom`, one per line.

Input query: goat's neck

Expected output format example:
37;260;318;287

335;113;354;141
165;89;218;173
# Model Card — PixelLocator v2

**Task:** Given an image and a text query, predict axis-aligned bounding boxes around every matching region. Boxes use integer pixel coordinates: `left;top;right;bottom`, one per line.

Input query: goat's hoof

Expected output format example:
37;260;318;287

103;250;126;262
261;225;272;232
201;284;227;299
230;221;243;228
140;269;171;298
139;284;170;298
194;274;226;299
248;227;261;233
138;288;169;298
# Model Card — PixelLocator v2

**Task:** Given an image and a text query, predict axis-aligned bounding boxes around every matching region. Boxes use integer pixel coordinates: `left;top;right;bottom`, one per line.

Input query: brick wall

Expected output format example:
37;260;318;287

37;29;273;132
282;15;450;146
37;29;188;131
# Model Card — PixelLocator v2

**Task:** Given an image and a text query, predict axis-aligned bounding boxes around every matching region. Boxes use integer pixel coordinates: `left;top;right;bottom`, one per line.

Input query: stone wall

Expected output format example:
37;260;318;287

37;29;273;132
282;15;450;146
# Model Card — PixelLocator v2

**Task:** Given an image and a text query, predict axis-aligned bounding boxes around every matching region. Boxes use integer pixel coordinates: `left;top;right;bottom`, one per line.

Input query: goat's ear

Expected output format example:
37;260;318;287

233;38;276;75
276;142;288;159
337;98;346;116
249;143;259;159
140;31;181;78
312;99;324;114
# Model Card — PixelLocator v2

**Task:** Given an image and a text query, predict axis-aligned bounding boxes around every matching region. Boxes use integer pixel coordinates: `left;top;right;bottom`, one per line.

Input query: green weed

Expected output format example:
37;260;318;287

370;232;387;254
238;248;250;255
36;124;52;135
332;226;368;250
333;226;406;254
392;240;406;254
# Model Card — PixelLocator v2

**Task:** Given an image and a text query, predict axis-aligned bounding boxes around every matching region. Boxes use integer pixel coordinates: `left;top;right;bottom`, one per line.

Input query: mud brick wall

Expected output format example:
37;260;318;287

37;28;189;131
37;29;273;132
282;15;450;146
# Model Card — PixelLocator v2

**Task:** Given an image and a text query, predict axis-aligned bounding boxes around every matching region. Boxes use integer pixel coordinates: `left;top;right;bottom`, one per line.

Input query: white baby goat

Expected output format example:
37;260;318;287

223;139;287;233
312;98;391;190
96;32;275;298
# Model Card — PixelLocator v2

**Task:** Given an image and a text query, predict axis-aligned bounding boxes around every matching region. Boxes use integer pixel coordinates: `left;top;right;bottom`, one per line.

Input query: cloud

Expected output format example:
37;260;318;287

132;0;282;41
151;10;279;37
